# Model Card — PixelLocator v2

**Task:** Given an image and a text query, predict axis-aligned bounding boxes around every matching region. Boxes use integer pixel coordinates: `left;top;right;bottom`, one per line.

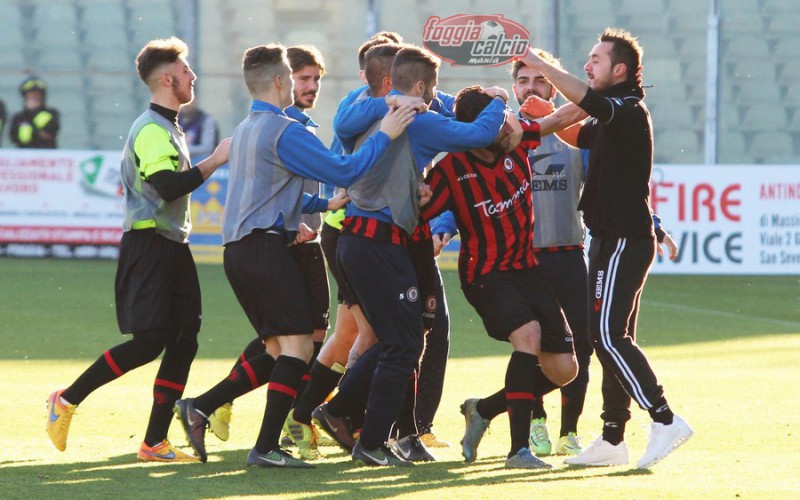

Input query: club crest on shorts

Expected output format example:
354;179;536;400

422;14;530;67
401;287;419;302
425;295;437;313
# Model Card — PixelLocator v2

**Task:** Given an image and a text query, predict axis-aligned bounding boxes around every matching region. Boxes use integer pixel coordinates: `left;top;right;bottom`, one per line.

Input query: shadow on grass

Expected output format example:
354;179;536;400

0;448;646;499
2;259;798;361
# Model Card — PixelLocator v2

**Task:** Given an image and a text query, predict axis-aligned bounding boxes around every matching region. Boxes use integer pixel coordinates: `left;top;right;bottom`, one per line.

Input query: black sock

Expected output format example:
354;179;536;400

648;397;674;425
560;357;589;436
531;396;546;420
476;389;507;420
194;353;275;416
144;334;198;446
292;341;324;408
602;421;626;445
62;335;163;405
294;361;345;424
311;341;323;364
255;355;307;453
532;361;559;399
327;343;380;418
506;351;538;456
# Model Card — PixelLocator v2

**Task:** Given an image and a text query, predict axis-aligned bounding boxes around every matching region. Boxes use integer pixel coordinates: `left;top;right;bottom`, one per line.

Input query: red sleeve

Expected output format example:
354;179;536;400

520;118;541;150
420;161;453;222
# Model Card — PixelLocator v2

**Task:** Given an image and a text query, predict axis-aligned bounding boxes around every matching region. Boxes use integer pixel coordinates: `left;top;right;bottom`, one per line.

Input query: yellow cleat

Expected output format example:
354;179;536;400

420;431;450;448
282;410;322;460
209;403;233;441
46;390;76;452
137;440;200;463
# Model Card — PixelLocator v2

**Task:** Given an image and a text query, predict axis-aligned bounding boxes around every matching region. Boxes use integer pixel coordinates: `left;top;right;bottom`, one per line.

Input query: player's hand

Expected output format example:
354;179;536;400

432;232;451;257
379;104;417;140
504;111;523;152
291;223;317;245
418;182;432;207
386;94;428;113
657;232;679;260
481;86;510;104
519;46;545;69
326;190;350;211
209;137;232;167
520;94;555;119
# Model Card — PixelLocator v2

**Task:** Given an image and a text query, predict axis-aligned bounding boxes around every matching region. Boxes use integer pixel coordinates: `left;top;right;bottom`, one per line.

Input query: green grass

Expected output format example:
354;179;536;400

1;259;799;498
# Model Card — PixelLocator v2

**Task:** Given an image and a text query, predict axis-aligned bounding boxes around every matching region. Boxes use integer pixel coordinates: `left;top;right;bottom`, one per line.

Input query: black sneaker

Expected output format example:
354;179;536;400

246;448;314;468
173;398;208;463
392;434;436;462
311;403;356;451
352;440;414;467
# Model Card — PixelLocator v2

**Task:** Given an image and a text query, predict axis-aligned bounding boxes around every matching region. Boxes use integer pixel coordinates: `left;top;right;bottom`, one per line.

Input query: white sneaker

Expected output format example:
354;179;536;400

563;436;628;466
637;415;694;469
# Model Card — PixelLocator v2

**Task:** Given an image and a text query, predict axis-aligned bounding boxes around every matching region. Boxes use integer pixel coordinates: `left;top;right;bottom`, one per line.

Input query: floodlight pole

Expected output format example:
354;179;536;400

366;0;379;38
704;0;720;164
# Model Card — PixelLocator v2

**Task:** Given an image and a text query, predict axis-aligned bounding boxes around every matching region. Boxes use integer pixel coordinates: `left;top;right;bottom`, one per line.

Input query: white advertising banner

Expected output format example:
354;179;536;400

1;152;798;275
649;165;799;275
0;149;124;258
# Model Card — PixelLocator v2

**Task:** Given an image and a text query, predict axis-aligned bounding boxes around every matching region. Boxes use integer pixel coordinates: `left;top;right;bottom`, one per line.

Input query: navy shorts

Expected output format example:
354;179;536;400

321;222;354;305
115;229;201;338
461;267;574;353
224;230;313;338
292;241;330;331
407;236;439;331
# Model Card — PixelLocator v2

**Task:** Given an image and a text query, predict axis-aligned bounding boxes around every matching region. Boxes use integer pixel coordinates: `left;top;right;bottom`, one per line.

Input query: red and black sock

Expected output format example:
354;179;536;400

476;389;506;420
506;351;538;456
559;357;590;436
194;352;275;416
293;360;345;425
62;335;163;405
144;332;198;446
255;355;307;453
532;396;547;420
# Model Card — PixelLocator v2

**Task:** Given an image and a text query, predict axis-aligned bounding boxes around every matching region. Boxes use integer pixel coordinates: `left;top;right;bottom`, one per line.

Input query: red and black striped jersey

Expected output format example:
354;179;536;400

421;120;541;283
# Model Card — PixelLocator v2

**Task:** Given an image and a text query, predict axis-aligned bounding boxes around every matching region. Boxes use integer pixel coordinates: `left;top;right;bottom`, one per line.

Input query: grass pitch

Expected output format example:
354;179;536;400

0;259;798;499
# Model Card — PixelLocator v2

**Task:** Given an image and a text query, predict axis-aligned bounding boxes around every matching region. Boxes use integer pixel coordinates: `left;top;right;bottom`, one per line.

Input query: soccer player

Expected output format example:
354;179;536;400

422;86;583;469
521;29;693;469
173;43;416;468
310;43;451;462
515;50;594;457
45;37;231;462
323;45;511;467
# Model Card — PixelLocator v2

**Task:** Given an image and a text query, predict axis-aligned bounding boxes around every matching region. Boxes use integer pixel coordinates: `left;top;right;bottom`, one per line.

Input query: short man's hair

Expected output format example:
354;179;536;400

136;37;188;83
358;36;392;69
599;27;643;83
364;43;402;95
390;46;440;93
511;48;561;80
242;44;287;96
287;44;326;75
454;85;492;123
372;31;403;44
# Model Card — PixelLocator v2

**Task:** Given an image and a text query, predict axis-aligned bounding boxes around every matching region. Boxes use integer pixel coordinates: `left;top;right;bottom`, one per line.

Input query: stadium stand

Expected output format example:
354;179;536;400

0;0;794;164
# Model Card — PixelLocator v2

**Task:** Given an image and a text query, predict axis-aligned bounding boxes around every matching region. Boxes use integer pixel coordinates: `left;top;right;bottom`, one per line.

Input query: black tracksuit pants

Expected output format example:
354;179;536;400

588;236;665;426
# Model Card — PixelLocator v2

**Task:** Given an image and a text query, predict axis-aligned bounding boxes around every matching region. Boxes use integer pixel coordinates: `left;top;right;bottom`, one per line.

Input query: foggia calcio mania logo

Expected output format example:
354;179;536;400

422;14;530;67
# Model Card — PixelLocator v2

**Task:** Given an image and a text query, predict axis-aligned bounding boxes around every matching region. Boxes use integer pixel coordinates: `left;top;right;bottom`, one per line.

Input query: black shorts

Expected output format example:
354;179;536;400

115;229;201;337
223;231;313;338
321;222;354;305
408;236;439;331
291;241;330;330
461;267;573;353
